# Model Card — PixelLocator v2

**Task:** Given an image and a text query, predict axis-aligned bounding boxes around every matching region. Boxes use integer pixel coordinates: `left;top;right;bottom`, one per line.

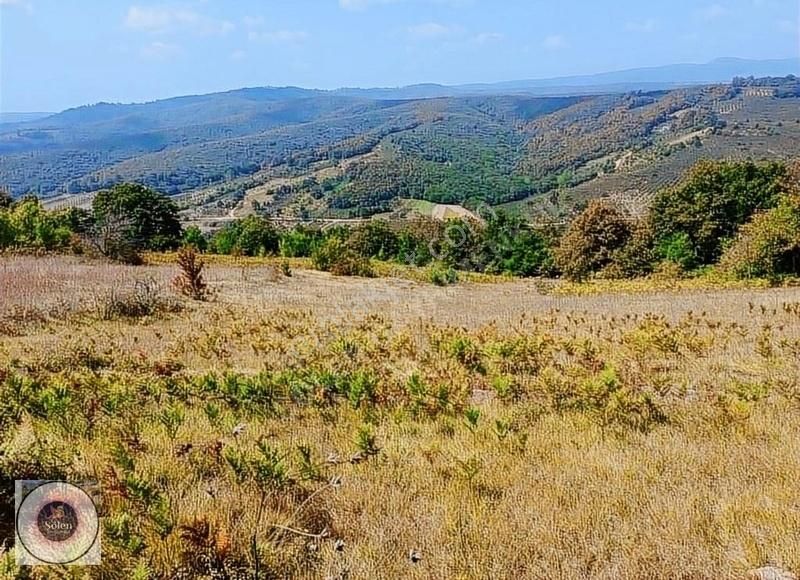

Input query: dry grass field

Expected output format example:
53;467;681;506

1;255;800;579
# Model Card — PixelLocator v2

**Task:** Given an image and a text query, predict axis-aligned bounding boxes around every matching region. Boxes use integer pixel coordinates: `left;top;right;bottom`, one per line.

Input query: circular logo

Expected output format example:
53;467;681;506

37;501;79;542
16;482;99;565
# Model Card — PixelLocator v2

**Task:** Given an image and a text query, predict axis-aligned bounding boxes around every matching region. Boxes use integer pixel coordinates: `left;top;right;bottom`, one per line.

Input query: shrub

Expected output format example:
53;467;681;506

211;216;279;257
173;246;210;301
94;278;177;320
719;193;800;279
576;365;666;437
555;201;632;281
279;227;324;258
483;211;555;277
346;220;400;261
427;262;459;286
655;232;697;271
311;238;374;277
605;219;657;279
182;226;208;252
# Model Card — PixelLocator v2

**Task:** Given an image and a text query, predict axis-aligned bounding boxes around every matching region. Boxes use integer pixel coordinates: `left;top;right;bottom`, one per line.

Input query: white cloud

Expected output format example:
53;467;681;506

339;0;391;9
473;31;504;44
0;0;33;13
701;3;727;20
625;18;657;33
230;49;247;61
248;29;309;44
542;34;567;50
340;0;470;10
125;5;234;36
242;15;265;29
243;15;308;44
408;22;460;39
140;40;181;59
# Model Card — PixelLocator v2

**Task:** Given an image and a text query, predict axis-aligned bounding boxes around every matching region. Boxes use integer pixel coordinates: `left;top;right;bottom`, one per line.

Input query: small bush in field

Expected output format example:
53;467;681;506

95;278;177;320
427;262;458;286
173;246;210;301
576;365;666;437
312;238;374;277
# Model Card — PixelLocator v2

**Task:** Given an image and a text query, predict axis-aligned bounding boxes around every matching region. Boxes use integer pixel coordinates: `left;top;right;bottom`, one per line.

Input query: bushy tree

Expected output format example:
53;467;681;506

311;237;373;277
5;198;71;250
719;192;800;279
650;160;786;265
236;216;279;256
279;227;324;258
393;218;445;267
655;232;697;271
482;211;554;277
210;216;279;256
93;183;182;251
433;218;485;271
555;201;632;281
52;207;93;234
346;220;400;261
604;219;658;279
182;226;208;252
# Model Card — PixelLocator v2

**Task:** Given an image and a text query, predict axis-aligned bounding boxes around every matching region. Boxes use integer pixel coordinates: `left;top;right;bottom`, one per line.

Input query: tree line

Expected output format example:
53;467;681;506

1;158;798;282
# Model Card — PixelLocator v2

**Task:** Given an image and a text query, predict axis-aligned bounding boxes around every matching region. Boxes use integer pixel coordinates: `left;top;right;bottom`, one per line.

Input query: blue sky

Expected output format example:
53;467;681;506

1;0;798;112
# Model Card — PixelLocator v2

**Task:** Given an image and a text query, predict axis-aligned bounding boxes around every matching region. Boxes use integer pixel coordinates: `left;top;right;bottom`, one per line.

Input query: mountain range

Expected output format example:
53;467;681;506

1;57;800;224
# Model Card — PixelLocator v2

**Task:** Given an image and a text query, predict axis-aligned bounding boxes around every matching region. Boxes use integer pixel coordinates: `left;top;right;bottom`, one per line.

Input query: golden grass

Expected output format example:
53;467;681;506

1;256;800;579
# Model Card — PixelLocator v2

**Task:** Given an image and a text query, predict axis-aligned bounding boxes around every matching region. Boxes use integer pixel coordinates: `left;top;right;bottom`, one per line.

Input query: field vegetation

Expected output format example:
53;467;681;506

2;119;800;578
1;255;799;578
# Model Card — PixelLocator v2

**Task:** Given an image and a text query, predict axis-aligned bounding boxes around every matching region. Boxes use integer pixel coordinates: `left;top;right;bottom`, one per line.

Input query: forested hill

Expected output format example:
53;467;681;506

2;75;800;221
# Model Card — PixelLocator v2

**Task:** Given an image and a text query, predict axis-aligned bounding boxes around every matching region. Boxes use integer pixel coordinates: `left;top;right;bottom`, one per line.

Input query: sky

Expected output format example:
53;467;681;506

1;0;799;112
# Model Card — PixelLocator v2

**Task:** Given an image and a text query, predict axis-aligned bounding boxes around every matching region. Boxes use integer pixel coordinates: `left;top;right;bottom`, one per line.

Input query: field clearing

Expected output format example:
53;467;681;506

1;256;800;578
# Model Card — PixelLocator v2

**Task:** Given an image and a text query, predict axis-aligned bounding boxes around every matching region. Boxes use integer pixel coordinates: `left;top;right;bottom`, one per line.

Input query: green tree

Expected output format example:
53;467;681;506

482;211;554;277
650;160;786;265
311;237;373;277
346;220;400;261
279;227;324;258
92;183;182;251
719;192;800;279
182;226;208;252
656;232;697;271
235;216;279;256
6;198;71;250
210;216;279;257
606;219;658;279
52;207;93;234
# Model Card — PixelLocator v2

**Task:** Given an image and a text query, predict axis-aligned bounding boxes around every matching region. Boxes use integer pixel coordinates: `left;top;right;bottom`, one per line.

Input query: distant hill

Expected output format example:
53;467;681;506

2;60;800;225
0;112;53;125
334;57;800;99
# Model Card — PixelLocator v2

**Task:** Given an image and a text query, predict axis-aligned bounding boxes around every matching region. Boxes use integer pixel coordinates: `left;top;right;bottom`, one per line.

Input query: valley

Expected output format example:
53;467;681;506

4;76;800;227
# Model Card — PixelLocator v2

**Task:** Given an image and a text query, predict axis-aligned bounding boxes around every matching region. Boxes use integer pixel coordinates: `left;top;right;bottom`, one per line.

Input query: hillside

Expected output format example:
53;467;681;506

3;75;800;223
